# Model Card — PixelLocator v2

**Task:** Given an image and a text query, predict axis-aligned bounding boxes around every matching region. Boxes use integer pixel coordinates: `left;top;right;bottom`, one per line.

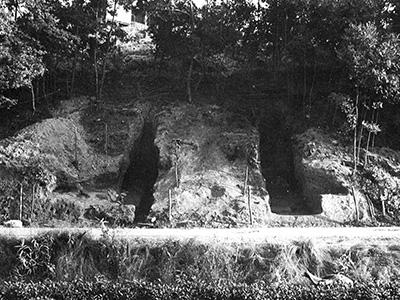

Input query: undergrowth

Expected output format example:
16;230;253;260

1;279;400;300
0;232;398;285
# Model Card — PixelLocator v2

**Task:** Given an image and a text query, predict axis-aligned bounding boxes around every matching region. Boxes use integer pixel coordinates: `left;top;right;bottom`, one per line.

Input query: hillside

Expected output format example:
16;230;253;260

1;85;400;228
1;31;400;228
3;1;400;297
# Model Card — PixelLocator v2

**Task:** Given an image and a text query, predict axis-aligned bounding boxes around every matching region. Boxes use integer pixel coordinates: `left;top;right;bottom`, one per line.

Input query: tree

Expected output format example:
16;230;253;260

0;5;45;110
338;22;400;171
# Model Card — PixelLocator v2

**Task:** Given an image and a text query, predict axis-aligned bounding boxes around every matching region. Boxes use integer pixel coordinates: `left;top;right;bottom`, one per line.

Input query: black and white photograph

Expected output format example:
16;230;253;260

0;0;399;298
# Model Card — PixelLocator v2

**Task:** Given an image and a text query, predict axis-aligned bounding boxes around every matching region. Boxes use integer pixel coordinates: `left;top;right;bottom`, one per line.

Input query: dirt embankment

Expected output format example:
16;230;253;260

293;128;400;225
2;97;400;228
292;129;372;223
149;103;270;227
0;97;148;226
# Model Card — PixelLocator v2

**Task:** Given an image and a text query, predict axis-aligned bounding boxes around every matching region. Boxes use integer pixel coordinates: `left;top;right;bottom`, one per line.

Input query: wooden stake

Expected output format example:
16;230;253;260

351;186;359;223
365;194;375;221
243;165;249;195
247;187;253;225
74;128;78;163
168;189;172;223
175;161;179;188
19;183;23;221
104;123;108;156
382;199;386;217
30;83;36;112
31;184;35;221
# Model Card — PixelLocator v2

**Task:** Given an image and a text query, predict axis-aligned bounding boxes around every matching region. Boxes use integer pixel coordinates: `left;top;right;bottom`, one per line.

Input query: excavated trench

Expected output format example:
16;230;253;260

119;107;317;221
120;122;159;223
259;112;319;215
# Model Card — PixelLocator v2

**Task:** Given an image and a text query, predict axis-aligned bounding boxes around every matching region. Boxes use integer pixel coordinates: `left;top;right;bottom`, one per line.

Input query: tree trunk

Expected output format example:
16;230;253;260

70;53;78;98
168;189;172;223
357;108;367;164
99;55;108;101
247;187;253;225
30;82;36;112
42;75;47;104
35;80;39;101
19;183;23;221
308;59;317;117
332;104;338;126
243;165;249;195
14;0;18;21
187;0;195;103
353;89;359;177
31;184;35;221
93;3;100;103
99;0;118;102
372;110;379;148
187;58;194;103
365;109;376;166
365;131;372;166
303;50;307;117
351;186;359;223
94;46;99;102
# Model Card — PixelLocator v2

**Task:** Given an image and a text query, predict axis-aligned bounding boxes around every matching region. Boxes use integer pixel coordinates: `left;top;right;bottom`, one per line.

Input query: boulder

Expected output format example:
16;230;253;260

3;220;23;228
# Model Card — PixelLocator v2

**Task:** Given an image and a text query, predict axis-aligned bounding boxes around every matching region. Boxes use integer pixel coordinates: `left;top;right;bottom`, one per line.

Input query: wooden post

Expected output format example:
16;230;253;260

382;200;386;217
104;123;108;156
366;195;375;221
74;128;78;163
168;189;172;223
175;161;179;188
31;184;35;221
19;183;23;221
351;186;359;223
379;188;386;217
30;83;36;112
243;165;249;195
247;187;253;225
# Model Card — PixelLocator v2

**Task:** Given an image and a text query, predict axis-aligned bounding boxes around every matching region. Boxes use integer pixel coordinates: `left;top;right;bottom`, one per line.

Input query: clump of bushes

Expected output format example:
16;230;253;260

0;279;399;300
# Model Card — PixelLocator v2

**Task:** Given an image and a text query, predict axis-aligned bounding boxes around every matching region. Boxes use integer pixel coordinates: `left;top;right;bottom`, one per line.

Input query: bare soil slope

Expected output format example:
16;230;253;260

150;103;271;227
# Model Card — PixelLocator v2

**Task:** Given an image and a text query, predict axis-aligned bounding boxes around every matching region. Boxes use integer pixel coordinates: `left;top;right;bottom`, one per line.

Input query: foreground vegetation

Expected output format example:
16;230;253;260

0;230;398;299
1;279;400;300
0;232;398;285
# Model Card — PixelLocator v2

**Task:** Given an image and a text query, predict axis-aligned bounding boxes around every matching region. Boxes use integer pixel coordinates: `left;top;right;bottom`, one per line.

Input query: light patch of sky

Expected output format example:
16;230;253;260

192;0;263;7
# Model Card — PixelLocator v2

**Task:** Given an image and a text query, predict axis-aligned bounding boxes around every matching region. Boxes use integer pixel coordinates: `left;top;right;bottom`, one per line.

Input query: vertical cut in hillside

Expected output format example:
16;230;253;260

259;112;318;215
120;122;159;222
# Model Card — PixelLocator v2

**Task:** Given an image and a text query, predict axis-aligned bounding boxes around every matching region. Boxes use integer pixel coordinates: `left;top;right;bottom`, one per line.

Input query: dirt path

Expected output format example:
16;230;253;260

1;227;399;248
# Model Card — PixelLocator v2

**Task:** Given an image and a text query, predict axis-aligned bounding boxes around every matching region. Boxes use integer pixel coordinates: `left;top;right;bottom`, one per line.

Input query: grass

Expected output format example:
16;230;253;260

0;231;399;286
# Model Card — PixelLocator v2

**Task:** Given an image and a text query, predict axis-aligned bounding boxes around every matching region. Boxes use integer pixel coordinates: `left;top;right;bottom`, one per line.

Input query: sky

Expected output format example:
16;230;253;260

112;0;263;24
192;0;261;6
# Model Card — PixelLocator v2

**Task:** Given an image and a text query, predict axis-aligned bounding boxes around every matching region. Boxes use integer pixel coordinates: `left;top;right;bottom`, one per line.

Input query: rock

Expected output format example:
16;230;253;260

150;103;270;227
4;220;23;228
84;204;136;226
304;270;353;288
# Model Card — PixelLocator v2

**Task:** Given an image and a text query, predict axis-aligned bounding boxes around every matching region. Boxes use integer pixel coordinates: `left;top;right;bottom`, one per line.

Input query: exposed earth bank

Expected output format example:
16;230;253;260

0;98;399;227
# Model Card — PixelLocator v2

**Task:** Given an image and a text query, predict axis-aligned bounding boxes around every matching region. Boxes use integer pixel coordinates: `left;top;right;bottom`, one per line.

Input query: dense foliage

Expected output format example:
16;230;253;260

0;279;400;300
2;0;400;130
1;0;125;109
0;5;45;109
